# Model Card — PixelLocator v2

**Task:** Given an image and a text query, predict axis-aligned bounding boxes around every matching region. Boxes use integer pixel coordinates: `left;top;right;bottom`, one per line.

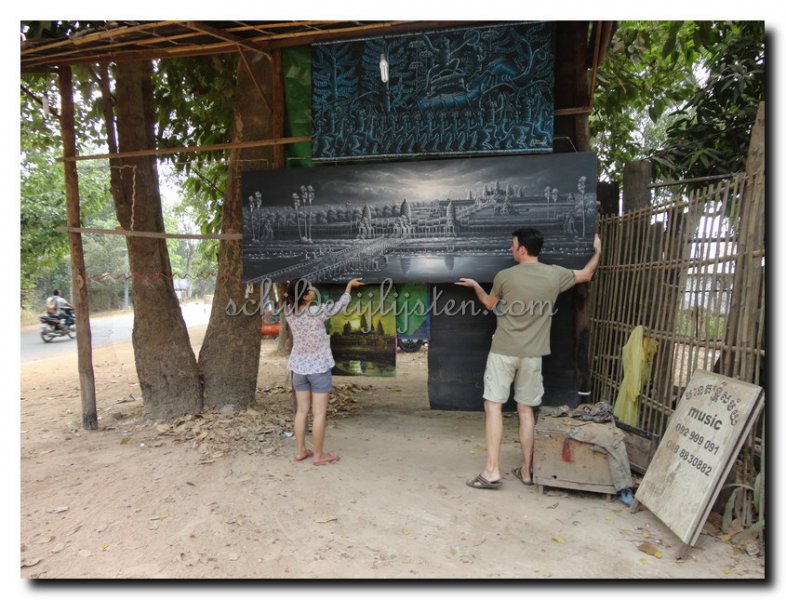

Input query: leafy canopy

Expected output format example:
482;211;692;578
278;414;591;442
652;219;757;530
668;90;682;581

592;21;765;184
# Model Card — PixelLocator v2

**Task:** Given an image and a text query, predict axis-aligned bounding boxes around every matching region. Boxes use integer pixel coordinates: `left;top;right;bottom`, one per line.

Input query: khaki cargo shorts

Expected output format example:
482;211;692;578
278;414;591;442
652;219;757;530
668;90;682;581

483;352;544;406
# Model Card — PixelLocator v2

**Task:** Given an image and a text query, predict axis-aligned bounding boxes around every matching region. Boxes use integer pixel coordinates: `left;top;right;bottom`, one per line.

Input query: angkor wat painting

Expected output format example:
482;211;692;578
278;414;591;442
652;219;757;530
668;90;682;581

242;152;597;284
321;284;397;377
311;21;554;161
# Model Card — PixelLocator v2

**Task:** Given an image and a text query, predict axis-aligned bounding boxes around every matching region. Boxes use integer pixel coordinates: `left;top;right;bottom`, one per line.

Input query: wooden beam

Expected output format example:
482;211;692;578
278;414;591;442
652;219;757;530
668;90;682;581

23;25;226;70
22;20;473;71
260;20;471;49
238;49;274;115
21;21;181;55
56;65;98;431
21;21;341;70
23;45;240;71
57;134;310;162
56;226;242;240
554;106;592;116
184;21;271;59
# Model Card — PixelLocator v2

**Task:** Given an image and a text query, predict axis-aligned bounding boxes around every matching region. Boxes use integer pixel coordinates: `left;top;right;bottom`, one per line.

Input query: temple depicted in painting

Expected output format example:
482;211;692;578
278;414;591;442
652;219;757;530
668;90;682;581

242;153;597;284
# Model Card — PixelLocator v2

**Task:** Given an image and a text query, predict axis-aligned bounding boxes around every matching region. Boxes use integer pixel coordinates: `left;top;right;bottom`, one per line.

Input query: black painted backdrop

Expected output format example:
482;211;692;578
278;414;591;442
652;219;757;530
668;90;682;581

428;283;578;410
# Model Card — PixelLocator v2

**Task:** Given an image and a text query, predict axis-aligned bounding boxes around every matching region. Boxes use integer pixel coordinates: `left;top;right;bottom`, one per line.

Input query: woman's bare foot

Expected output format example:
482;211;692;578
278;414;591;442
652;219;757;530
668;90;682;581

313;453;340;466
294;449;314;462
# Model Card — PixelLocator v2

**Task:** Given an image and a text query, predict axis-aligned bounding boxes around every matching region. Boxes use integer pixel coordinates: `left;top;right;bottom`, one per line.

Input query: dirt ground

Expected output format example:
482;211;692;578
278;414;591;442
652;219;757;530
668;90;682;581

17;327;766;581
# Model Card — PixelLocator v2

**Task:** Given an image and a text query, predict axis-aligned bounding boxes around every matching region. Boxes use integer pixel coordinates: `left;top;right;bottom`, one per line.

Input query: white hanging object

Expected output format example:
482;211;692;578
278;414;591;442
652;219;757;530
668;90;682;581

379;53;389;83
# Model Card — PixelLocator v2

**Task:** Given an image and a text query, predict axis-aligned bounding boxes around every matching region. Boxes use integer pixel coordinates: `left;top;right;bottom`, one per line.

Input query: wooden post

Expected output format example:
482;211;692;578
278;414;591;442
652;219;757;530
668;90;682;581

622;160;652;213
271;47;286;170
571;22;592;399
57;65;98;429
597;181;620;217
721;101;765;381
272;47;294;356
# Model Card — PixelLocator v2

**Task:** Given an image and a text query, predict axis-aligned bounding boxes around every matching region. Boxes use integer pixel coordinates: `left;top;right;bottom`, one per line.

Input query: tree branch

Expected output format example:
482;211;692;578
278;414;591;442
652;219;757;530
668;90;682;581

20;83;60;120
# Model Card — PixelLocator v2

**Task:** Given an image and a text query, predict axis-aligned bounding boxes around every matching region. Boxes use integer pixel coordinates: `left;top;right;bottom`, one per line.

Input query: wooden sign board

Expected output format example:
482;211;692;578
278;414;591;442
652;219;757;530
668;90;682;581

634;370;764;551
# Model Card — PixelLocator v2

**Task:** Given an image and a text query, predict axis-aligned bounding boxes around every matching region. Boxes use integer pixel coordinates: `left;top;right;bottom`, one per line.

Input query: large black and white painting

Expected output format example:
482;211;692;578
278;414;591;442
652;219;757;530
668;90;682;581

242;152;597;284
311;21;554;161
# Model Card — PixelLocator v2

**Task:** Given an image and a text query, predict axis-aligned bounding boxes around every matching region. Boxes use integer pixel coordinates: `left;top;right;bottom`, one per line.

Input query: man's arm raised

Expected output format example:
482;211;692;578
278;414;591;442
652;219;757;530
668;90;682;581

455;278;499;311
573;234;602;284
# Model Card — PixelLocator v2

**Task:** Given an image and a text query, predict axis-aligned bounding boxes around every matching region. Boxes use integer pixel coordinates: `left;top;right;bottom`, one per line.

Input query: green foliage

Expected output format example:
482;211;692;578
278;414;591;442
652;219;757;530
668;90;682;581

592;21;707;182
152;55;247;286
154;56;239;237
651;22;765;180
21;24;231;309
82;202;129;310
20;73;110;308
592;21;765;185
162;168;221;280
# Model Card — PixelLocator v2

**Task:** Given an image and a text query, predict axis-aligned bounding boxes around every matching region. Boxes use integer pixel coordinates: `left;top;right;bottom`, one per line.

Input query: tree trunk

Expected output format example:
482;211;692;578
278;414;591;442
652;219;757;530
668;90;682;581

113;60;203;419
277;298;293;355
198;53;274;408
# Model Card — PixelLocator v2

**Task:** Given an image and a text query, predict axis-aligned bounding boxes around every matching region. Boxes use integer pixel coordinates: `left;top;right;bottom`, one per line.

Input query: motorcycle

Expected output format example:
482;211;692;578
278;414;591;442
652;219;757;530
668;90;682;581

39;308;76;343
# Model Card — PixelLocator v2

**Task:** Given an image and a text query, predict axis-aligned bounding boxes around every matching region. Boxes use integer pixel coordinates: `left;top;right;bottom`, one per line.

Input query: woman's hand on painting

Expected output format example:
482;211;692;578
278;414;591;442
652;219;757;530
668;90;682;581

345;278;365;294
455;278;479;290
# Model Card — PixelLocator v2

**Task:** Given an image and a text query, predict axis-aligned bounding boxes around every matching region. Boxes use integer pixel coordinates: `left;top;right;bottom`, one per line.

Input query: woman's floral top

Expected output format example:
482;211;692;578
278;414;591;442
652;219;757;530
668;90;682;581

286;293;351;374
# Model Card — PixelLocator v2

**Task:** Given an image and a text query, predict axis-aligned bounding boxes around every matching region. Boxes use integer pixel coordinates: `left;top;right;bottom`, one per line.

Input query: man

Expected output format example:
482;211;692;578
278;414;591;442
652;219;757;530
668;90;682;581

456;228;602;489
47;289;74;327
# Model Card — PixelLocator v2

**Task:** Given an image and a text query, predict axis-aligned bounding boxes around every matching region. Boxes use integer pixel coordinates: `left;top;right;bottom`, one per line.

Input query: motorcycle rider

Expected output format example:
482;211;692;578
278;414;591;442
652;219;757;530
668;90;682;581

47;289;74;328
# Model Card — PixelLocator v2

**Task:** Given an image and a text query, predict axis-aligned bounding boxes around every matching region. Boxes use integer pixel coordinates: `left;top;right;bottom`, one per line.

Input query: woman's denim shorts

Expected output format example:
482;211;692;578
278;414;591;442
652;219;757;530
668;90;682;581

291;370;332;393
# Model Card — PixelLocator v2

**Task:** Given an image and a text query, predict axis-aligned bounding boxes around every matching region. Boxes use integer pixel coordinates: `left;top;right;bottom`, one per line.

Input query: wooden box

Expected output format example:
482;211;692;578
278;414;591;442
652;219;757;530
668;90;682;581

533;416;617;496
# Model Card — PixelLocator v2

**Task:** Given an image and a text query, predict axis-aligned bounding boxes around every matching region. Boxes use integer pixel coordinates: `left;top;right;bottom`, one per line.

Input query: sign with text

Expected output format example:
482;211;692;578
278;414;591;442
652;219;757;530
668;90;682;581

634;370;763;546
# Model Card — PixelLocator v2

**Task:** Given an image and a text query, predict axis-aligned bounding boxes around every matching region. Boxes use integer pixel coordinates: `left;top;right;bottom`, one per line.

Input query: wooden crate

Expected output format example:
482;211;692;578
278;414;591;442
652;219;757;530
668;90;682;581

533;416;617;497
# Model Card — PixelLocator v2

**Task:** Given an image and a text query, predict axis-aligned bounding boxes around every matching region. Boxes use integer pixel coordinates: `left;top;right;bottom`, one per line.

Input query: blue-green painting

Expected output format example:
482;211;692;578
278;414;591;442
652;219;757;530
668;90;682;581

311;21;554;161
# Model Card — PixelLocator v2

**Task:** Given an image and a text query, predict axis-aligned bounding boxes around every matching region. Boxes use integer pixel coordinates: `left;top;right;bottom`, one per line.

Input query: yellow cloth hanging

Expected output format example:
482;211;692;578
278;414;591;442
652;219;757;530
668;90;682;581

613;325;658;426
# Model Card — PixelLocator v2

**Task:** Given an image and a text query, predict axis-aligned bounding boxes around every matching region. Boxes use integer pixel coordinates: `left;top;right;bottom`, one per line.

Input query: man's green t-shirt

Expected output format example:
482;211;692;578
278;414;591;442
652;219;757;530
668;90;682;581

488;262;576;357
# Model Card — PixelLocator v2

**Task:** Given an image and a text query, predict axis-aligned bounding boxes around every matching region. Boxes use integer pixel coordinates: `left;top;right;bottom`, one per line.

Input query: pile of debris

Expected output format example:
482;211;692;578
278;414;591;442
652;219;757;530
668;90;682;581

155;409;284;460
325;382;372;416
137;381;372;459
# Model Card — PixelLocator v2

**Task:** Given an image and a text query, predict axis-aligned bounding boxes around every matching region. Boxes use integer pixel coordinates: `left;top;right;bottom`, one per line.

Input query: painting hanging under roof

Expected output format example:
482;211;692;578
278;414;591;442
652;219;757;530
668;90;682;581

241;152;597;284
311;21;555;161
321;284;397;377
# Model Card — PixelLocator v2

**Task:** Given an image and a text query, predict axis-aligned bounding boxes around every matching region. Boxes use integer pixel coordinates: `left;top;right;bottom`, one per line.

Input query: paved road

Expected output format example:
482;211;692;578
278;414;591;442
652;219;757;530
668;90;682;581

20;303;213;364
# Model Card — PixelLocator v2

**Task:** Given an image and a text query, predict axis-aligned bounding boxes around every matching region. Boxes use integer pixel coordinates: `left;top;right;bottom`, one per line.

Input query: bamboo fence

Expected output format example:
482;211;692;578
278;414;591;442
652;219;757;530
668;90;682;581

589;169;765;485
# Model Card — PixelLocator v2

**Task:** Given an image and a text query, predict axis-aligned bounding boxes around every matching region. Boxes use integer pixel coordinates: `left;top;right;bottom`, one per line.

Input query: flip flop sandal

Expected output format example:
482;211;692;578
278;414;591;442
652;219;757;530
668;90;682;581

466;473;502;489
512;467;534;486
294;450;314;462
313;453;341;466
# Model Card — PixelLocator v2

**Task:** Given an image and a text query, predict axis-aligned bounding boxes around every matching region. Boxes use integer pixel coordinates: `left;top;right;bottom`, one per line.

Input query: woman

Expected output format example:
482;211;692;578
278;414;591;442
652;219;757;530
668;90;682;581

285;277;365;466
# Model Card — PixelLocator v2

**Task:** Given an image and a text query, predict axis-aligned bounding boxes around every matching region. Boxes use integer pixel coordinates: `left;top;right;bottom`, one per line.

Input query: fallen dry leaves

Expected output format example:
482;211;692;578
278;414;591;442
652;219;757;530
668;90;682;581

637;542;663;559
127;382;370;459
